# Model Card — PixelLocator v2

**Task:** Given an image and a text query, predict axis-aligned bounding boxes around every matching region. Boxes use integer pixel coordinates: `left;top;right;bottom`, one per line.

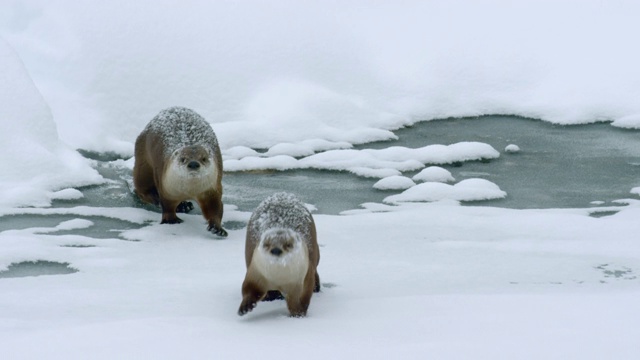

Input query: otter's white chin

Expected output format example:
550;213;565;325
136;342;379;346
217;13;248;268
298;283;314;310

253;243;309;286
163;160;217;199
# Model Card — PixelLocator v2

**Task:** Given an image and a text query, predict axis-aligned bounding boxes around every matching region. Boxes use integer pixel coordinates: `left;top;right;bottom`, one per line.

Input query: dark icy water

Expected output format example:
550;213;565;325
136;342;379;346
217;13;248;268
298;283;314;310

386;116;640;209
228;116;640;213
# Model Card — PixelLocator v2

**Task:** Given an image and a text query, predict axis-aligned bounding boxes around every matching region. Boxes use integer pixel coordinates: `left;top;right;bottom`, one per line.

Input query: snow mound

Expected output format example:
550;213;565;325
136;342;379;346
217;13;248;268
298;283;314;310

350;168;401;179
505;144;521;153
373;176;416;190
222;146;259;160
264;143;315;158
0;38;103;208
384;178;506;204
412;166;455;183
50;188;84;201
612;114;640;129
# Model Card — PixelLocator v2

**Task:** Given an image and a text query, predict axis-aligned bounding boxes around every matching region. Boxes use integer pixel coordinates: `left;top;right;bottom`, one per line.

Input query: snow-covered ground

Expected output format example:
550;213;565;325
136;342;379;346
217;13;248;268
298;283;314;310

1;1;640;359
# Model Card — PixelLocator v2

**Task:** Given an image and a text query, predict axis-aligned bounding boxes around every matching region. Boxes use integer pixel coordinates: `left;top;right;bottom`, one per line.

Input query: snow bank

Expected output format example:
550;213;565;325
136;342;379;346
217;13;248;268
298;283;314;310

224;142;499;177
0;38;103;207
2;1;640;153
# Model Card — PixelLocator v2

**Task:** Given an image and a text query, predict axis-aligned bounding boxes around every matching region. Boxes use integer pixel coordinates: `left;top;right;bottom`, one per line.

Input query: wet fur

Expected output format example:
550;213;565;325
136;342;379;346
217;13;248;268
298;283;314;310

239;222;320;317
133;111;226;236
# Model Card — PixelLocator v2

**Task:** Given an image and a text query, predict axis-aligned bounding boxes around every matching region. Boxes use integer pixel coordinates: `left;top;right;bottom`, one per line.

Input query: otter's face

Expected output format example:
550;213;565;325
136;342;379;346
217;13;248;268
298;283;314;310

171;145;212;174
260;228;300;259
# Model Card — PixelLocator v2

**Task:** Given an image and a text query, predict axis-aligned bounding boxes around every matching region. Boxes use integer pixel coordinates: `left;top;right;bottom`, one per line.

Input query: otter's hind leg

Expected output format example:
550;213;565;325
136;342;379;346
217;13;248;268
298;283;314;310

176;201;194;213
263;290;285;301
314;272;321;293
133;160;160;206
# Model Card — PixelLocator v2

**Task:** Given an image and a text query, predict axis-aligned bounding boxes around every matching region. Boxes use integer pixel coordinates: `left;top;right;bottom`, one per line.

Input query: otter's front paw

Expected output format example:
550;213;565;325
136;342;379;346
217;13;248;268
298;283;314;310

208;224;228;237
238;300;257;316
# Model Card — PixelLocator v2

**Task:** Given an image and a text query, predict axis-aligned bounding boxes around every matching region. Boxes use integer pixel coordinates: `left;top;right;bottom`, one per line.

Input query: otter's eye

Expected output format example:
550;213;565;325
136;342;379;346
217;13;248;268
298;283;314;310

283;243;292;251
180;157;187;164
201;157;208;163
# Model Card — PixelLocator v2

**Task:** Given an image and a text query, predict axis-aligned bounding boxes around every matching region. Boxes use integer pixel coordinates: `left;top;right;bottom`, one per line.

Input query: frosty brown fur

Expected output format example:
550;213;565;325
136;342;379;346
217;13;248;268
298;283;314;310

238;192;320;317
133;106;227;236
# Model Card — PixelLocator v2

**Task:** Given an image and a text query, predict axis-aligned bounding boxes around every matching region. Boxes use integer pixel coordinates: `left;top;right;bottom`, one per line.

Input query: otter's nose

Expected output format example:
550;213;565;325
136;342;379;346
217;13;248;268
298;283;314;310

187;161;200;170
270;248;283;256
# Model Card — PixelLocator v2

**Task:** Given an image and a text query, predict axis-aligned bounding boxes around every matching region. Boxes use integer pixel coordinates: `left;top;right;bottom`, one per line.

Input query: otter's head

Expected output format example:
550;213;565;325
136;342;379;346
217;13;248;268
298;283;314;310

259;228;302;259
171;145;213;174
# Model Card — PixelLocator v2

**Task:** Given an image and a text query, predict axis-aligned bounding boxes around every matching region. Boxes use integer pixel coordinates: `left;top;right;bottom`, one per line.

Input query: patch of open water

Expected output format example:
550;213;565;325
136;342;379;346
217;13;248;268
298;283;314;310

227;116;640;212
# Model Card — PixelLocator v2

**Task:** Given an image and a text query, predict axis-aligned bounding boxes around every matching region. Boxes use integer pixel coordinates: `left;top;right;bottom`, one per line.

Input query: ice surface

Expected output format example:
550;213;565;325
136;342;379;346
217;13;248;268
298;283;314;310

1;202;640;358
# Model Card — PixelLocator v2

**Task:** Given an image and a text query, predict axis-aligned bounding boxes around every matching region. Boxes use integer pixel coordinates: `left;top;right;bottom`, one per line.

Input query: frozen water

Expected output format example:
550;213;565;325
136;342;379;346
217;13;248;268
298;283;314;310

0;261;78;278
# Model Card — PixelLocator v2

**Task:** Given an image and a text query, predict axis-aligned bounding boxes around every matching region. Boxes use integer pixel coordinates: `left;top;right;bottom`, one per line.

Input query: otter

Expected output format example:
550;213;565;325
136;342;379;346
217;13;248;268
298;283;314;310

133;106;227;237
238;192;320;317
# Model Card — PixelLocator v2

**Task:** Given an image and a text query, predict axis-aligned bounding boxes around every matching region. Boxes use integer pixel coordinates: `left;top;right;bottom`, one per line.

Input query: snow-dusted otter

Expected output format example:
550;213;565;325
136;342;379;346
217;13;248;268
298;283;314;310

133;106;227;237
238;192;320;317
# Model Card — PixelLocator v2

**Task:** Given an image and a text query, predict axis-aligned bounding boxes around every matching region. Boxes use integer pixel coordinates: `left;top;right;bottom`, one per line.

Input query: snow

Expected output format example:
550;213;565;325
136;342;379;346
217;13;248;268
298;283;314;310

1;1;640;358
412;166;455;183
2;1;640;154
0;38;103;208
2;202;640;359
225;143;499;177
373;176;416;191
384;178;507;204
50;188;84;201
505;144;521;153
